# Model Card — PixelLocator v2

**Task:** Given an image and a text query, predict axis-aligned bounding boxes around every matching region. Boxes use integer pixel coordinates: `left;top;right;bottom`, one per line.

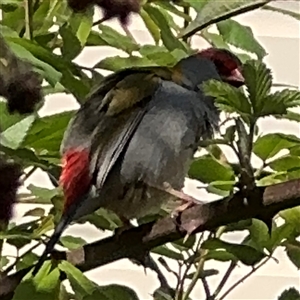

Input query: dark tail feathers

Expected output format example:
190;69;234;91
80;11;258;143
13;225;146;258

32;215;70;276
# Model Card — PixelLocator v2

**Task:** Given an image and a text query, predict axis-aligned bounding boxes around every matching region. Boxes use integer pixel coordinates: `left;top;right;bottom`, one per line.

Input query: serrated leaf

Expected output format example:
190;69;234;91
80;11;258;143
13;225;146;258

259;89;300;117
277;287;300;300
1;115;36;149
202;79;252;115
188;155;234;184
253;133;300;161
243;59;272;115
60;236;86;250
202;238;266;266
217;20;266;59
181;0;270;38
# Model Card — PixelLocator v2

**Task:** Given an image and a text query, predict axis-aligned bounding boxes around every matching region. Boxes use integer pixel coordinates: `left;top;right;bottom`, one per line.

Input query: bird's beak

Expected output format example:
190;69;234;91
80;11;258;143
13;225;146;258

225;68;245;87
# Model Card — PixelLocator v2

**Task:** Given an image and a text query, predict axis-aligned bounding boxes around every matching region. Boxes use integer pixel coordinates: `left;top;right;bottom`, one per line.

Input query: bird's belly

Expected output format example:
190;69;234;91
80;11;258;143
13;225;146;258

98;183;171;220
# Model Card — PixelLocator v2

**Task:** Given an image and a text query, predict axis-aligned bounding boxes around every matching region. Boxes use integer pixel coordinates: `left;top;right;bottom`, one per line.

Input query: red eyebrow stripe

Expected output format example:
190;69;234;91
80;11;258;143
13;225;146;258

59;149;91;212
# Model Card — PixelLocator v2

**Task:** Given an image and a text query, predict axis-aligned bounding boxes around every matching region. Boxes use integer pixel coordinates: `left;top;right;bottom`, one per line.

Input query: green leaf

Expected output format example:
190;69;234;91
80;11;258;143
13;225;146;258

27;184;60;203
60;236;86;250
224;219;252;232
94;56;153;72
98;24;139;54
151;245;184;261
269;156;300;172
278;287;300;300
261;89;300;117
32;215;54;238
217;20;266;59
59;261;96;298
253;133;300;161
284;240;300;269
202;79;252;115
5;37;90;100
266;223;294;252
6;40;62;86
248;219;270;251
22;111;74;154
263;5;300;21
13;267;61;300
16;252;39;271
92;284;140;300
0;101;29;131
280;207;300;232
181;0;270;38
86;30;109;46
1;115;36;149
186;269;219;280
188;155;234;184
243;59;272;115
140;9;160;45
202;238;266;266
204;250;236;262
0;256;9;269
76;12;93;47
24;208;45;217
59;25;82;61
144;5;187;52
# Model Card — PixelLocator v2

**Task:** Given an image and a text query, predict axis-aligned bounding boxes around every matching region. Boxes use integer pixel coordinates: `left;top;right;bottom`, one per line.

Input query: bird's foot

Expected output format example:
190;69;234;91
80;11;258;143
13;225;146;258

114;217;134;237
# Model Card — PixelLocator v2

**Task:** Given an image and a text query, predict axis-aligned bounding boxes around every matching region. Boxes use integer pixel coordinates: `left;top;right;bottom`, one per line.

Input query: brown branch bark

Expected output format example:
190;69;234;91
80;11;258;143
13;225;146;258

0;178;299;298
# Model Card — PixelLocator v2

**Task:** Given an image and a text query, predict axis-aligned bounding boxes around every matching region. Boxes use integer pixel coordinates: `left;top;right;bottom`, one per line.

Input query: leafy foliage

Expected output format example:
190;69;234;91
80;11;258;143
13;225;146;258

0;0;299;300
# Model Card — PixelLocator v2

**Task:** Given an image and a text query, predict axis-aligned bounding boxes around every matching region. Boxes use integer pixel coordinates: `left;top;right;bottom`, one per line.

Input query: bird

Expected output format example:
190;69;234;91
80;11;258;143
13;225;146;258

32;47;244;275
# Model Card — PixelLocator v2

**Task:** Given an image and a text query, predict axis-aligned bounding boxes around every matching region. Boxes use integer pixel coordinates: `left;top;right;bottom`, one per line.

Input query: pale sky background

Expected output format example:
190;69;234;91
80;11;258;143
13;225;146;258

2;1;300;299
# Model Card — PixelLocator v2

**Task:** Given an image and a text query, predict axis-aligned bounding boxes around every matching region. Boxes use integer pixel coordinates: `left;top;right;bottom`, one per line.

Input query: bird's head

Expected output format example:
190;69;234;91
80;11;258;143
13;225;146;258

197;48;245;88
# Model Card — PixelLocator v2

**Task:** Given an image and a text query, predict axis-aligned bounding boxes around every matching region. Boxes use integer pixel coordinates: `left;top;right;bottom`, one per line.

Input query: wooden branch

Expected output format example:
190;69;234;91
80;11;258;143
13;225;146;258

0;179;299;298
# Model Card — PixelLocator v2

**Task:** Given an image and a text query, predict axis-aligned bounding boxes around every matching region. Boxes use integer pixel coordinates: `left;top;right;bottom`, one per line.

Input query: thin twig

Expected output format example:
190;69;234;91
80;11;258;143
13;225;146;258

218;257;271;300
201;277;211;299
212;261;237;298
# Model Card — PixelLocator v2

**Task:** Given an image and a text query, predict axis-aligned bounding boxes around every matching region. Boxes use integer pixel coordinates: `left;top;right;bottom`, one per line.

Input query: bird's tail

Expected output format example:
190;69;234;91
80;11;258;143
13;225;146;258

32;213;72;276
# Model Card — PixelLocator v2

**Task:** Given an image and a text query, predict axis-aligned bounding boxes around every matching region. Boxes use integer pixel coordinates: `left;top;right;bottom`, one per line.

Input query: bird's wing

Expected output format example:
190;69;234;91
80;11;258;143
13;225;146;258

61;71;162;195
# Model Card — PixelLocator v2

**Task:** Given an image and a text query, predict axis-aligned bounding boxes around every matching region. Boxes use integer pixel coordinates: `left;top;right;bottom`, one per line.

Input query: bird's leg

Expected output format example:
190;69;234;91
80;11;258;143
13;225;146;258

162;182;203;219
114;216;134;237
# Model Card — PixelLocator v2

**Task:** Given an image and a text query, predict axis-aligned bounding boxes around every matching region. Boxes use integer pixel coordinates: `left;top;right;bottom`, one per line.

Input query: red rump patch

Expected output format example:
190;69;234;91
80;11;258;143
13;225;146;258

59;149;91;212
